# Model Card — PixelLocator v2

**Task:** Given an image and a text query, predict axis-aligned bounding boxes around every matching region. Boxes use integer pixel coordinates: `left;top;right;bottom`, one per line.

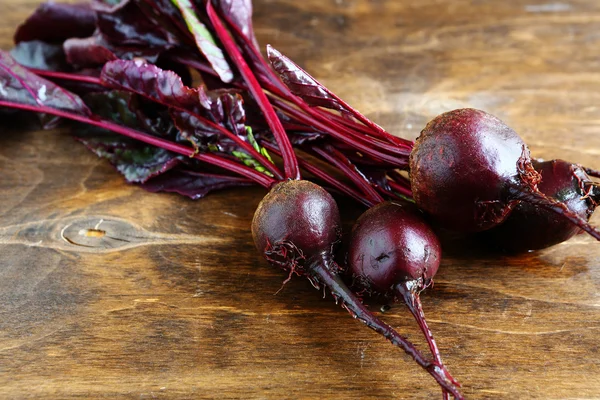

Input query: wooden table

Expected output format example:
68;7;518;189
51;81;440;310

2;1;600;398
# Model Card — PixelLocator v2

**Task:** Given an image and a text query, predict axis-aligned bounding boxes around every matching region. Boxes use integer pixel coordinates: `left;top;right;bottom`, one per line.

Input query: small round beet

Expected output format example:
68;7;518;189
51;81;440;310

252;179;341;270
485;159;598;252
409;108;538;232
347;201;459;395
348;201;441;294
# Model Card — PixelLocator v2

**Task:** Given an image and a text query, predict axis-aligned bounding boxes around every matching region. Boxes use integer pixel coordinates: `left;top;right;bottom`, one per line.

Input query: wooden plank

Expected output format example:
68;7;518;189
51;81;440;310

1;1;599;398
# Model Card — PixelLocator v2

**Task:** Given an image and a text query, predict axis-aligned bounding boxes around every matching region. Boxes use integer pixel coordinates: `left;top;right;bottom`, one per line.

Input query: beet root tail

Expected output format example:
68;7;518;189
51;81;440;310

308;257;464;400
396;281;460;400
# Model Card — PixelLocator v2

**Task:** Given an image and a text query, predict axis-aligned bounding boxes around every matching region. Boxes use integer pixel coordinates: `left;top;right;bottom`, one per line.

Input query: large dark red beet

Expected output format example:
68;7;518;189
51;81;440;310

409;108;540;232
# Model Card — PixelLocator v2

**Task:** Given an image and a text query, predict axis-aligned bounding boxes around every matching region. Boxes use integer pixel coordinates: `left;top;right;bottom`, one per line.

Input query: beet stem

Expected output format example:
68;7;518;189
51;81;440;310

26;68;104;85
310;144;383;206
206;2;300;180
509;183;600;241
0;100;277;188
309;257;464;400
271;97;409;167
396;281;460;395
26;66;284;180
261;141;372;207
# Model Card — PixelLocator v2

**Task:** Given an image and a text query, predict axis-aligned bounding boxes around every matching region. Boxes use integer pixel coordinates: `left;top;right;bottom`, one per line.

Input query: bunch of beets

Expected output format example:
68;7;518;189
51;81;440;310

2;1;600;398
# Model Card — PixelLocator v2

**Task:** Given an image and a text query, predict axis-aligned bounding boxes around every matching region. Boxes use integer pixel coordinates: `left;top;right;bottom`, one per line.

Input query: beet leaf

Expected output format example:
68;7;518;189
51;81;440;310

79;133;180;183
134;0;192;45
10;40;70;72
100;59;281;178
13;2;96;44
94;0;171;48
171;0;234;82
100;59;199;108
63;36;119;67
212;0;260;50
141;169;253;199
267;46;345;111
0;50;90;117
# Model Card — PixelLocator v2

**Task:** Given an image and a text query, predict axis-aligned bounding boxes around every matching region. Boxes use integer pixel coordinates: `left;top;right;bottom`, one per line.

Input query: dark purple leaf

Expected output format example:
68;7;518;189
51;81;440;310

155;53;193;87
0;50;91;116
134;0;193;45
79;134;180;183
267;45;346;111
64;33;165;68
213;0;259;50
141;168;253;199
83;90;178;141
14;2;96;44
133;98;179;138
83;90;140;128
64;36;118;67
198;87;245;136
75;90;180;183
170;108;237;153
100;59;199;108
93;0;171;48
10;41;69;71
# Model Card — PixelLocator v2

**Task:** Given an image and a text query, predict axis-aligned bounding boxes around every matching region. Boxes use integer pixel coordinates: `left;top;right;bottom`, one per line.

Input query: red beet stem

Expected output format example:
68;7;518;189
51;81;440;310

310;144;383;206
0;100;277;188
25;68;104;85
308;257;464;400
206;2;300;180
396;281;460;394
271;97;408;167
27;66;284;180
261;141;372;207
508;183;600;241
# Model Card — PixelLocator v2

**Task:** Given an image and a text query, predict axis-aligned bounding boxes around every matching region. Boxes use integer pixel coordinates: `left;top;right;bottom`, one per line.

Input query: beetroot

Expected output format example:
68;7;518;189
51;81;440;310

348;202;440;290
347;201;458;399
252;180;341;272
409;109;536;232
485;159;599;252
409;108;600;241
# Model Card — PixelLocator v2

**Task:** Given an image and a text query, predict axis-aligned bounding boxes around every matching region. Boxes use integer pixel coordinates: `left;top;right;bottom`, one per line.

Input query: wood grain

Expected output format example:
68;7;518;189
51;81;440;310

2;1;600;399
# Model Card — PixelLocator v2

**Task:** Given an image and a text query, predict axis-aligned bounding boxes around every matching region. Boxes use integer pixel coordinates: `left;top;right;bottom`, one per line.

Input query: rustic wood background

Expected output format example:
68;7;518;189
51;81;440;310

2;1;600;399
